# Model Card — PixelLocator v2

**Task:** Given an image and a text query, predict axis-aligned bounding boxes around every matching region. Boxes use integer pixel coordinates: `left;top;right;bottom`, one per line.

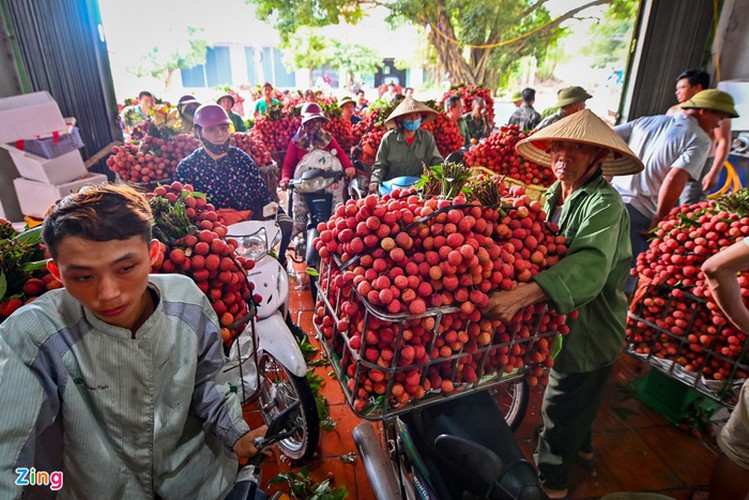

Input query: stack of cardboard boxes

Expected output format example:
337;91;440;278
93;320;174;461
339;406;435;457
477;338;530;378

0;91;107;219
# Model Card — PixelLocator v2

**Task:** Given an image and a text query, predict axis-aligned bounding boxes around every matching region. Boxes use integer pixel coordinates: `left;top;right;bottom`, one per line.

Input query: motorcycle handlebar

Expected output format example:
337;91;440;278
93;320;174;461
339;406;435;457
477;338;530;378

444;150;465;165
353;160;371;174
248;400;302;463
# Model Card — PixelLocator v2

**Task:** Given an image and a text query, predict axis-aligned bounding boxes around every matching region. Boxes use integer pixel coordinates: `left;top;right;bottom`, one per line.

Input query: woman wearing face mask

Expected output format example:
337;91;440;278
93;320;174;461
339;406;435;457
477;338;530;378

176;104;293;266
176;94;201;133
280;102;354;235
369;97;443;194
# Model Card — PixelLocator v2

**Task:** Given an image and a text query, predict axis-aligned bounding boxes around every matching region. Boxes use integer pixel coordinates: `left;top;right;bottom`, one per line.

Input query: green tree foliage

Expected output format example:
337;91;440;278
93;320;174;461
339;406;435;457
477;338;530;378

582;0;638;68
329;41;382;85
279;29;335;84
127;26;207;92
536;42;566;83
394;30;442;89
247;0;637;88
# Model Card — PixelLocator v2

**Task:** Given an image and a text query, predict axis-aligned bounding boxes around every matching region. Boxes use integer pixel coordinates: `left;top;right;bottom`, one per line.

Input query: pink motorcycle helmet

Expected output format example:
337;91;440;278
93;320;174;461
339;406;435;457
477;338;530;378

193;104;231;128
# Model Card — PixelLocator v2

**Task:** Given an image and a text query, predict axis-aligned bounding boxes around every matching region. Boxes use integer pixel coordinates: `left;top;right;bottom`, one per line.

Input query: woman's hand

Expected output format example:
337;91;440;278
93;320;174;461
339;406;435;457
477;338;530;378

368;182;379;194
345;167;356;179
279;180;289;191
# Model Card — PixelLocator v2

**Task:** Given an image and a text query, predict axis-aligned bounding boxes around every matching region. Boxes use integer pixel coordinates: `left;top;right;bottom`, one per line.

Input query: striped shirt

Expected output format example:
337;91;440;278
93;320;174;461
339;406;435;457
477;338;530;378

0;274;249;499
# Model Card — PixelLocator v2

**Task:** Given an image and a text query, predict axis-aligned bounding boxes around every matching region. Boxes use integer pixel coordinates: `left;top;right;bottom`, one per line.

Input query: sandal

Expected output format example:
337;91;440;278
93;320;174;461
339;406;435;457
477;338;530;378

690;486;709;500
575;451;597;477
542;488;569;500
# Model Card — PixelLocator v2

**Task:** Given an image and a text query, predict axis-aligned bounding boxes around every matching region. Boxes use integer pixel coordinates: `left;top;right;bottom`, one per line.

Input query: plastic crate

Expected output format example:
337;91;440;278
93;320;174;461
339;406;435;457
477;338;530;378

314;254;561;420
17;127;84;159
631;369;721;425
626;283;749;408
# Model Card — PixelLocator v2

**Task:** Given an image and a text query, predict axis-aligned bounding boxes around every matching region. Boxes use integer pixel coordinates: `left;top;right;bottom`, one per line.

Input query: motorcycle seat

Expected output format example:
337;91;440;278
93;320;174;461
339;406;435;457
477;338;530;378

402;391;544;499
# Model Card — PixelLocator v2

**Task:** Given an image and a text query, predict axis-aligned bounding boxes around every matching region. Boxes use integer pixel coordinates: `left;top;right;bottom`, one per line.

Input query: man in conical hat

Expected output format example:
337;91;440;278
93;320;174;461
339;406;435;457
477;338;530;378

368;96;443;194
484;109;643;499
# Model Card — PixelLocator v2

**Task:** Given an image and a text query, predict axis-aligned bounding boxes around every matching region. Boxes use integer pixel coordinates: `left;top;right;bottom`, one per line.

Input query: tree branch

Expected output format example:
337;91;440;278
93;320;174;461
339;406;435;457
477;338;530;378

359;0;390;9
543;0;611;30
523;0;549;18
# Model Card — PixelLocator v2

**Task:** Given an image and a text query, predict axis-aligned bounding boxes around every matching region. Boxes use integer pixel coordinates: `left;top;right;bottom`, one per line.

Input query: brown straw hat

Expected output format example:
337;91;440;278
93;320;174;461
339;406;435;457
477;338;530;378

516;109;644;177
384;96;438;129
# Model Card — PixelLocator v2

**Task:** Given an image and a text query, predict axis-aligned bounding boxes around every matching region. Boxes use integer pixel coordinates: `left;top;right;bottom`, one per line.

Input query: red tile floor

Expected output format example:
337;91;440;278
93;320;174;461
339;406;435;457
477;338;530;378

243;278;725;499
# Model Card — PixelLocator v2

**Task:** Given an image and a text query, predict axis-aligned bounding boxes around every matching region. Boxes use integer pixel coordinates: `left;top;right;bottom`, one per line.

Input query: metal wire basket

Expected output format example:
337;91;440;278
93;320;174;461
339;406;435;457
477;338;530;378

626;283;749;408
314;254;561;420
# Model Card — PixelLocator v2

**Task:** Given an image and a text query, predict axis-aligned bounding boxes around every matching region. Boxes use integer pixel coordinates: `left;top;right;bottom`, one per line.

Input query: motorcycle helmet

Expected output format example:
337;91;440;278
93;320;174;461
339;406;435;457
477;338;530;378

217;93;235;108
300;102;329;125
177;94;201;113
193;104;232;129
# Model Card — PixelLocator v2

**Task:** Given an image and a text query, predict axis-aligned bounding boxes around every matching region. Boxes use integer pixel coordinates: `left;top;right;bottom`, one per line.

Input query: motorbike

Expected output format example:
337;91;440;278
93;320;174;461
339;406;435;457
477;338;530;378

226;401;303;500
347;161;421;199
224;217;320;461
349;151;466;199
312;184;550;499
353;386;545;500
289;168;345;299
348;160;373;200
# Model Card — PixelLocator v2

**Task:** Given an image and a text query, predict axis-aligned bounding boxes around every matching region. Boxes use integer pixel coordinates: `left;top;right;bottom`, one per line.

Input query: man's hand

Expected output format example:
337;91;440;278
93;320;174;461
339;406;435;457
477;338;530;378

345;167;356;179
483;290;525;324
279;180;289;191
368;182;379;194
233;425;269;458
482;283;549;324
702;172;719;192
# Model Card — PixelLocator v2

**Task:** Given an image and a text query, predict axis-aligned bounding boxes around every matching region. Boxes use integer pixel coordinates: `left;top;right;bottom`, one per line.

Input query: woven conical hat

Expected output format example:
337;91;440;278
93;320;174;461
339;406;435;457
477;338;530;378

516;109;643;176
384;96;438;129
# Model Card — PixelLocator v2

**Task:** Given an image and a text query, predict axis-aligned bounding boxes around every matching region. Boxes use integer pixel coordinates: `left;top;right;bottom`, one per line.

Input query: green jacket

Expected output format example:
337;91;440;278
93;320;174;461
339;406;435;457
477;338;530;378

371;129;443;184
533;171;632;373
230;112;248;132
461;112;488;146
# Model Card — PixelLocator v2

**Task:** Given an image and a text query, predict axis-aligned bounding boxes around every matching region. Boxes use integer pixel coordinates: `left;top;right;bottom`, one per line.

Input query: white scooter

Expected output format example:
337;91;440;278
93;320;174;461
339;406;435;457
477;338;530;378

224;218;320;461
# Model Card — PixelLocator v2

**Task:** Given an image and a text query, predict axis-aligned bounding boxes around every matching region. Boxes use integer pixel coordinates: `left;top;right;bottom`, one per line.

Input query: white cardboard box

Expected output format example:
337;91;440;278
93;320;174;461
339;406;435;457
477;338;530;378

0;92;68;144
0;144;87;185
14;173;109;219
718;80;749;132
